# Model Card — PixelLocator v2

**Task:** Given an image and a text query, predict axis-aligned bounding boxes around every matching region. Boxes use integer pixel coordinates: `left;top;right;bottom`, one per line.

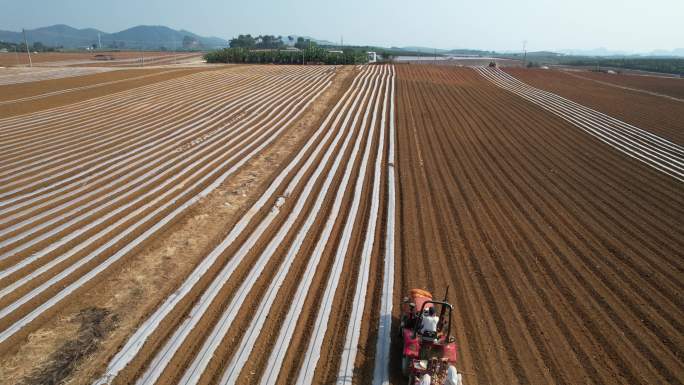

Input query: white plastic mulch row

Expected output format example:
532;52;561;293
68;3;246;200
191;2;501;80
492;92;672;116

0;69;324;280
477;67;684;182
0;72;332;315
0;66;284;139
250;65;385;385
0;69;183;106
0;67;334;348
0;69;290;182
92;66;356;384
0;72;331;327
0;66;117;85
337;64;393;385
94;65;398;385
372;66;397;385
0;69;323;257
190;68;381;385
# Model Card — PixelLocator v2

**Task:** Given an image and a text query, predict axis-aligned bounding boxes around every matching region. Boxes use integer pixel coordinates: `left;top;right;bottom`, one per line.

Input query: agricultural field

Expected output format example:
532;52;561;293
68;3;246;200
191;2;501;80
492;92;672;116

0;61;681;385
0;67;120;86
0;67;216;118
557;69;684;100
394;64;682;385
0;51;201;68
505;68;684;144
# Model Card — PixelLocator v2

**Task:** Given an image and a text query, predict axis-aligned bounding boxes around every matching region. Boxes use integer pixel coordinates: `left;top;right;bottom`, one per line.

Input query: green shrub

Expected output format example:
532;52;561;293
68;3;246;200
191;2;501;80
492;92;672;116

204;47;368;65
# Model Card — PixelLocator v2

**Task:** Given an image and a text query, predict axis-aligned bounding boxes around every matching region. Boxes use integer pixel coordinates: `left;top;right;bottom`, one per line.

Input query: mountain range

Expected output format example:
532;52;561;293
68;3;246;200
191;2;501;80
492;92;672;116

3;25;683;58
0;24;229;49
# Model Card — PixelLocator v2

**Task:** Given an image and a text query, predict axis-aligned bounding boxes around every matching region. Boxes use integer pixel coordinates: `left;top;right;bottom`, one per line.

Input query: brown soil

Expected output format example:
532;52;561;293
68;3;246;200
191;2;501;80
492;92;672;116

393;64;683;385
0;51;188;67
74;53;205;68
0;68;177;101
505;68;684;145
0;65;354;385
567;70;684;100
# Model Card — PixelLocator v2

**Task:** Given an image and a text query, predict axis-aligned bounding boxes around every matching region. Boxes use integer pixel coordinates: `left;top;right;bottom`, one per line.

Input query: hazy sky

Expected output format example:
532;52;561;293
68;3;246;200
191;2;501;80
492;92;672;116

1;0;682;52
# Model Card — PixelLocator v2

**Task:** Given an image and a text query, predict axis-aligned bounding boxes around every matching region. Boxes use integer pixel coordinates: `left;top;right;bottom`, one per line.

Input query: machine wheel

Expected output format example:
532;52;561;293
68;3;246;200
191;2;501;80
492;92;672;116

401;356;410;376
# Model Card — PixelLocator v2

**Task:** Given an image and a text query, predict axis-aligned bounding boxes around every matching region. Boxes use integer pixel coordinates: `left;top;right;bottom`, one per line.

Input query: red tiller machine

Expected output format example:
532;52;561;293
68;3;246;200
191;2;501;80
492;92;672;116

400;288;464;385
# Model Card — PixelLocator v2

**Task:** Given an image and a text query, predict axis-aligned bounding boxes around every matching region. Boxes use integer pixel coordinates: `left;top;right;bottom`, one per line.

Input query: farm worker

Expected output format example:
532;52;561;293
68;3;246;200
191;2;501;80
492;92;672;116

421;307;439;334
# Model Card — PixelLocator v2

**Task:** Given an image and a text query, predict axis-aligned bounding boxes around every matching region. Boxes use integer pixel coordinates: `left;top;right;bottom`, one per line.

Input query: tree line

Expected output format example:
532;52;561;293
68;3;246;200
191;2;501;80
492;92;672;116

204;46;368;65
563;57;684;76
497;51;684;76
229;34;319;50
0;41;61;52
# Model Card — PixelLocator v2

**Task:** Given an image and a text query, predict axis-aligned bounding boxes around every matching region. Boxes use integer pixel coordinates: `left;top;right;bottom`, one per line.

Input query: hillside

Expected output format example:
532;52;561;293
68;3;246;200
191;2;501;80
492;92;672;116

0;24;228;49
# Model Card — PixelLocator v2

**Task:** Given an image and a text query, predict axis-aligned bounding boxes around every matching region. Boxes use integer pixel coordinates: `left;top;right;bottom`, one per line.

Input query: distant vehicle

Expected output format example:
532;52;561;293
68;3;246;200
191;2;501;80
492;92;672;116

93;54;115;61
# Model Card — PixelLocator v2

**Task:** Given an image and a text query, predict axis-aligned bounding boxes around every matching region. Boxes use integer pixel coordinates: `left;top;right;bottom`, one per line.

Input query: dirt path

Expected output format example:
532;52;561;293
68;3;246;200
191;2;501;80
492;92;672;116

393;64;683;385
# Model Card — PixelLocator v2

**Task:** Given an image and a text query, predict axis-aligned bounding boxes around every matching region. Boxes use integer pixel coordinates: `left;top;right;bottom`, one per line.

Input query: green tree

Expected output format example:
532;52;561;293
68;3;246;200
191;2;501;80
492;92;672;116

255;35;284;49
182;35;200;49
380;50;394;62
229;34;256;49
294;37;316;50
204;46;368;65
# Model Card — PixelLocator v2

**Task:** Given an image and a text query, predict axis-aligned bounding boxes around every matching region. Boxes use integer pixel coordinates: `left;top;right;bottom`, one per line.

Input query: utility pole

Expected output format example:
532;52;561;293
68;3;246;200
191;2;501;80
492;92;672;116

172;38;177;65
175;38;178;65
522;40;527;67
22;28;32;67
98;33;102;50
304;39;311;65
141;49;145;67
